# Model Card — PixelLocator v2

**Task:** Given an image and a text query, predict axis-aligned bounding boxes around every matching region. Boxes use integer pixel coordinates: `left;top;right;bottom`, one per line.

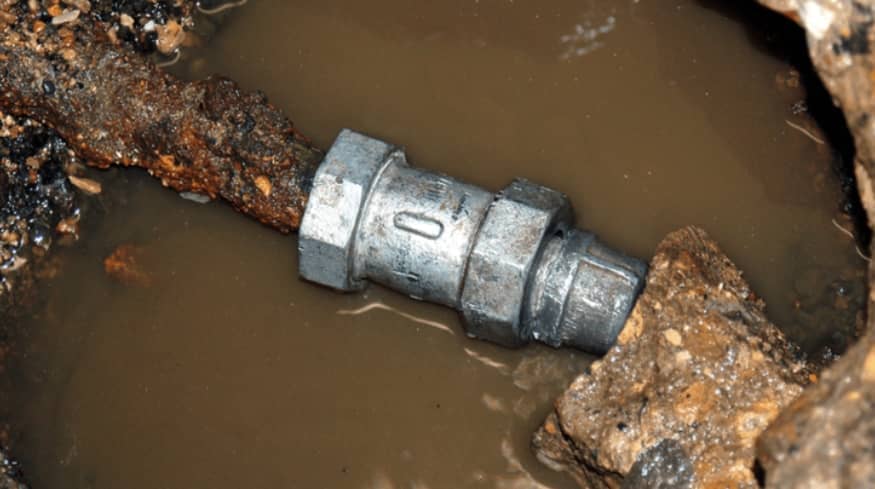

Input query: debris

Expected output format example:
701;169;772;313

154;19;185;55
784;119;825;144
51;9;80;26
103;244;152;287
67;175;101;195
197;0;249;15
179;191;211;204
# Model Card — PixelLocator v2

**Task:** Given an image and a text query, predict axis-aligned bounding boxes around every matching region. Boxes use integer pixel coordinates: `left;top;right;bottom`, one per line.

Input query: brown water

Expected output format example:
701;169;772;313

5;1;868;488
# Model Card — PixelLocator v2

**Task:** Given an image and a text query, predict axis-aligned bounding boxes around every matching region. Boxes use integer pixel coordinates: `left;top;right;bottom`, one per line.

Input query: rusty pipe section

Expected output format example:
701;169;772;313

298;130;646;354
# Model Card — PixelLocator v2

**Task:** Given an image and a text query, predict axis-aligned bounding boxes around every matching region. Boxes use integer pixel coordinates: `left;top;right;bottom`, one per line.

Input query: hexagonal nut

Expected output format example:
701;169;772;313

460;179;573;347
298;129;399;291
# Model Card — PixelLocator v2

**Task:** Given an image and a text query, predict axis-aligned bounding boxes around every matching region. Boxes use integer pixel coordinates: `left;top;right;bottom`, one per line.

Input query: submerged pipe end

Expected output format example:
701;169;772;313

524;229;647;355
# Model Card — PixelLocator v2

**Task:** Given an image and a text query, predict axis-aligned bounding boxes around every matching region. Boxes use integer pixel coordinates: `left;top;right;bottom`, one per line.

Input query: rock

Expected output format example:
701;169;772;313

749;1;875;487
533;227;811;488
756;329;875;488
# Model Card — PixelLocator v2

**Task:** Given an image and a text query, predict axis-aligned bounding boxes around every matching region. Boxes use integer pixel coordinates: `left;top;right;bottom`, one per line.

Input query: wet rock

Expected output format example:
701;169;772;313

757;330;875;488
621;440;695;489
533;227;811;489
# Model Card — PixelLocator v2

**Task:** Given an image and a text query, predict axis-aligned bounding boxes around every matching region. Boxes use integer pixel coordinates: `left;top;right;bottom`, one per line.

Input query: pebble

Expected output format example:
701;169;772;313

179;192;211;204
663;328;683;346
51;9;80;26
155;20;185;55
67;175;101;195
254;175;272;197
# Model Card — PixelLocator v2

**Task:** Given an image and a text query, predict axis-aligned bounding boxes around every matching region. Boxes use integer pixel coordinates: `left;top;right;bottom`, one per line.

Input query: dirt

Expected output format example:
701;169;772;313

0;111;80;319
533;227;811;489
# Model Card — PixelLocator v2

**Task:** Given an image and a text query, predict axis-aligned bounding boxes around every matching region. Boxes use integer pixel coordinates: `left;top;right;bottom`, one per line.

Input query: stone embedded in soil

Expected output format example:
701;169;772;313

756;328;875;488
532;226;811;489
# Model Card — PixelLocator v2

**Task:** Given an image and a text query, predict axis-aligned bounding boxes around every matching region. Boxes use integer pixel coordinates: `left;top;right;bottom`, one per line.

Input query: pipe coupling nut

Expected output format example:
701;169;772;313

460;180;572;347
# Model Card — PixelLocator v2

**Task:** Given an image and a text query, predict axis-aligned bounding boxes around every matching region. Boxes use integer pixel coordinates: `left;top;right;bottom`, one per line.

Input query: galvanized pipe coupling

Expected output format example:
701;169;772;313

298;130;647;354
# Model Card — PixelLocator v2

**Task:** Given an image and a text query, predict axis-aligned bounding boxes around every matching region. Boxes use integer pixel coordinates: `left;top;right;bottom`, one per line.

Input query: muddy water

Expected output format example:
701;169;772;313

5;1;868;488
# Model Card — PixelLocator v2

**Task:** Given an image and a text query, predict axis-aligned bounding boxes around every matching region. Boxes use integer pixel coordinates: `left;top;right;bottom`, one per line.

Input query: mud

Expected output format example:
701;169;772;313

533;227;810;489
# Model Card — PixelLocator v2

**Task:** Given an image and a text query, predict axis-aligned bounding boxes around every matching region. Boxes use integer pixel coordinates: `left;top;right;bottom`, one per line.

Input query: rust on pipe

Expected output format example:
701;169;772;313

0;2;322;233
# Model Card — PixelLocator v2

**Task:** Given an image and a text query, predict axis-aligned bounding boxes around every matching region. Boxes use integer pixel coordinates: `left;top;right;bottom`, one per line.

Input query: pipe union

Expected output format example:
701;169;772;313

299;129;648;354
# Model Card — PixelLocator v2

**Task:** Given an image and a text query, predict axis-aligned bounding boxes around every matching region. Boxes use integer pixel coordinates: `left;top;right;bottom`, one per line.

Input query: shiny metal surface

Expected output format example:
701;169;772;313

460;179;572;347
298;129;394;291
355;157;493;306
299;129;648;353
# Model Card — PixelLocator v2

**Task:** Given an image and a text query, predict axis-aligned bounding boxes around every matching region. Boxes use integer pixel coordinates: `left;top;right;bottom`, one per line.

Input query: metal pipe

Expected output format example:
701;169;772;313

298;130;647;354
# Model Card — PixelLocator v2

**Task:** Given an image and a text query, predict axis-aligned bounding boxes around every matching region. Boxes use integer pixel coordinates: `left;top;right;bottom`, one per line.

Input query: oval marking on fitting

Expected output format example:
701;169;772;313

392;269;421;283
394;212;444;239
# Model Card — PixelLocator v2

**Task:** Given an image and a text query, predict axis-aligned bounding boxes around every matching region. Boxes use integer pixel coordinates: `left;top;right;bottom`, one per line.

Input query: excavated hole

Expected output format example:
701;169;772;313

0;1;870;488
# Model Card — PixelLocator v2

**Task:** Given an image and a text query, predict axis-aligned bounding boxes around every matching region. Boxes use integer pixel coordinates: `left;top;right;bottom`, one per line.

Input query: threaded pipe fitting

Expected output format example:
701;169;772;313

298;129;646;354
